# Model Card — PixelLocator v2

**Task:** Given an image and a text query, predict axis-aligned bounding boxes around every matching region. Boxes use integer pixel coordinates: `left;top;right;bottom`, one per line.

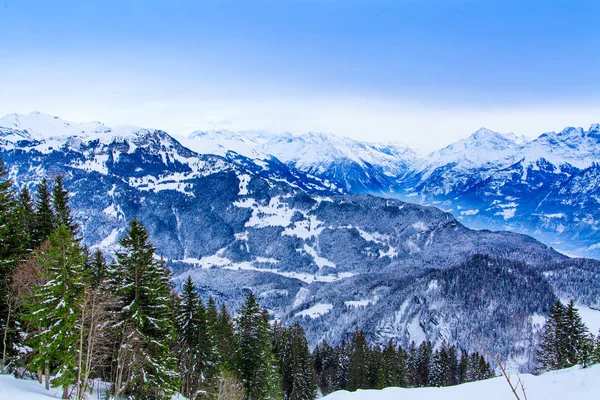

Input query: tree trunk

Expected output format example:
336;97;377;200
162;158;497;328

44;360;50;390
1;301;12;373
37;368;42;384
62;385;69;399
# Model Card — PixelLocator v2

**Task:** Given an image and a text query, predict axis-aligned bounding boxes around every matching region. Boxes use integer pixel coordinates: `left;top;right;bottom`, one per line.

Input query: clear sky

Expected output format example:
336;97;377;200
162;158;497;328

1;0;599;151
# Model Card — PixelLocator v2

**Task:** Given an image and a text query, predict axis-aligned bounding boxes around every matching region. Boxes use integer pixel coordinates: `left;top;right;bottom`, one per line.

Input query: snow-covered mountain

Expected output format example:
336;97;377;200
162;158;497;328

2;112;600;372
182;129;419;193
179;121;600;258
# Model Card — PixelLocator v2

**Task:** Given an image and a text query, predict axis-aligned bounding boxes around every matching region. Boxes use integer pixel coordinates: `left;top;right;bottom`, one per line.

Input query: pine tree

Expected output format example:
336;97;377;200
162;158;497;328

32;178;55;247
407;341;418;387
563;299;589;367
379;340;401;388
334;338;349;391
446;345;459;386
347;327;369;391
274;323;316;400
176;275;203;398
428;349;444;387
536;300;566;372
313;340;336;395
16;187;36;251
24;225;87;398
415;341;432;387
458;350;469;384
87;249;107;290
215;302;236;371
0;159;29;370
52;175;78;235
109;218;179;399
234;291;282;400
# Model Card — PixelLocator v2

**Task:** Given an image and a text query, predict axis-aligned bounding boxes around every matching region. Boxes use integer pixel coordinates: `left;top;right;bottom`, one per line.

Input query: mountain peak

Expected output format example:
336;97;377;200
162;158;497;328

0;111;111;140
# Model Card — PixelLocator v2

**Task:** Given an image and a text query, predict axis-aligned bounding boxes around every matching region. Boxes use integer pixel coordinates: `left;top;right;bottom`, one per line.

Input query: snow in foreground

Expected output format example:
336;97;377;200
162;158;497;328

322;364;600;400
0;376;185;400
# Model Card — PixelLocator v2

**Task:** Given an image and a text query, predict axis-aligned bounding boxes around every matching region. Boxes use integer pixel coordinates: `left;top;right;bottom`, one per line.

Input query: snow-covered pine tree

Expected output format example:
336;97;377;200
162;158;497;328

109;218;179;399
176;275;203;398
347;327;369;391
378;339;401;388
215;301;236;371
407;340;418;387
274;323;316;400
428;349;444;387
563;299;589;367
288;323;317;400
415;341;432;387
24;224;87;398
535;300;566;372
0;158;29;371
234;291;282;400
313;340;336;395
333;338;349;391
366;344;382;389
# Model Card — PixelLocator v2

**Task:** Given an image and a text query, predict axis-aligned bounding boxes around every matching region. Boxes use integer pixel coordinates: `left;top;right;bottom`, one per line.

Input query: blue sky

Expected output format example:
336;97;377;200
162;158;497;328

1;0;599;150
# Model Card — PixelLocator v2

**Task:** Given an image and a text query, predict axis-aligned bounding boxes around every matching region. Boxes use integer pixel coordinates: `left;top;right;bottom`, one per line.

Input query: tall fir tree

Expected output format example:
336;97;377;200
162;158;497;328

32;178;55;247
109;218;179;399
234;291;282;400
0;158;28;368
215;301;236;371
52;175;78;235
563;299;589;367
24;225;87;398
536;300;566;371
347;327;369;391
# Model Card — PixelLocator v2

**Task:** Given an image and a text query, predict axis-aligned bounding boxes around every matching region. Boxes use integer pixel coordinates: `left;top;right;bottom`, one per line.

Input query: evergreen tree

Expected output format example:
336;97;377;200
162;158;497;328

536;300;566;372
563;299;589;367
52;175;78;235
0;159;29;368
446;345;459;386
109;218;179;399
458;350;469;384
415;341;432;387
428;349;444;387
176;275;203;398
347;327;369;391
24;225;87;398
313;340;336;395
215;302;236;371
407;341;418;387
234;292;281;400
378;340;402;388
274;323;316;400
334;339;349;391
16;187;36;251
32;178;55;247
87;249;107;290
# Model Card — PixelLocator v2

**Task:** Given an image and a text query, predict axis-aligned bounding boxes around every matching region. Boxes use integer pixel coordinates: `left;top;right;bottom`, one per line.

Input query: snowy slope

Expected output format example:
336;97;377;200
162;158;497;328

322;364;600;400
0;375;185;399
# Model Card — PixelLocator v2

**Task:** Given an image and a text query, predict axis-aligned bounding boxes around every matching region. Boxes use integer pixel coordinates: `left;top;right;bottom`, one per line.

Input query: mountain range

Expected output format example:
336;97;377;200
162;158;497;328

1;111;599;372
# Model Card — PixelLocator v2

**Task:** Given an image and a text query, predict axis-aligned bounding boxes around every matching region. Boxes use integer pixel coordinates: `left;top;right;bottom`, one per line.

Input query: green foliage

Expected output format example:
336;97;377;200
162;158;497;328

235;292;282;400
24;225;87;391
535;299;592;372
109;218;179;399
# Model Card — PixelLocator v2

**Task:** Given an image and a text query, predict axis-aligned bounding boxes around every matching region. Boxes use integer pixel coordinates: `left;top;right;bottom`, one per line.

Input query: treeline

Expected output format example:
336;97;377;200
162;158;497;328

313;328;495;396
535;299;600;372
0;160;499;399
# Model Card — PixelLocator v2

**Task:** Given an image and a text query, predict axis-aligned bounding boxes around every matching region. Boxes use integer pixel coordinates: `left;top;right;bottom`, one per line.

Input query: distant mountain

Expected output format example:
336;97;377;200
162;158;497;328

1;112;599;372
180;121;600;258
